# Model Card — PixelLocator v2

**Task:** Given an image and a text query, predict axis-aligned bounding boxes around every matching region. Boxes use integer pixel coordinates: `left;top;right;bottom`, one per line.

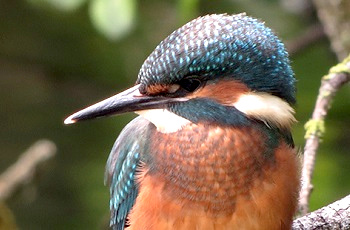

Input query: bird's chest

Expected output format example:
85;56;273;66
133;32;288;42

144;123;274;215
129;123;299;230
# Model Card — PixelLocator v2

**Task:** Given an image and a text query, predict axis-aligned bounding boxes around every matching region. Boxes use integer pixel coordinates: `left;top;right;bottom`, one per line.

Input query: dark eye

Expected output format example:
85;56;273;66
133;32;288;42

179;78;201;92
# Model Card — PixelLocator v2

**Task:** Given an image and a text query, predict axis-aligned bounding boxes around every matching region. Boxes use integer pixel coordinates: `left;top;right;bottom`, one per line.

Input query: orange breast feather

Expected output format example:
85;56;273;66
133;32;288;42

127;124;299;230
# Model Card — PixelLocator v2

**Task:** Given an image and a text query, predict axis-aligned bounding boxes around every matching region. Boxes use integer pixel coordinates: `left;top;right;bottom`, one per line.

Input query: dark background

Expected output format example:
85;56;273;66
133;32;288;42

0;0;349;229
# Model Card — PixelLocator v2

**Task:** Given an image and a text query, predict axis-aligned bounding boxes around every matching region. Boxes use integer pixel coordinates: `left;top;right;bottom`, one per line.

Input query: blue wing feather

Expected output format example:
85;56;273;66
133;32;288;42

105;116;152;230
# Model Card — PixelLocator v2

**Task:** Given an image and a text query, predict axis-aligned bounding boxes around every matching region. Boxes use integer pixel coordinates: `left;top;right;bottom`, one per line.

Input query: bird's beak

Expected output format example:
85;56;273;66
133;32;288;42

64;84;185;125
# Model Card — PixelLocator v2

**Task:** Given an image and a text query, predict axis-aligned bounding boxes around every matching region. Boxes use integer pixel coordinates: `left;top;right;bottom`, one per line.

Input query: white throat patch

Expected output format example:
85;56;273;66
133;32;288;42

136;109;192;133
233;92;296;129
136;92;295;132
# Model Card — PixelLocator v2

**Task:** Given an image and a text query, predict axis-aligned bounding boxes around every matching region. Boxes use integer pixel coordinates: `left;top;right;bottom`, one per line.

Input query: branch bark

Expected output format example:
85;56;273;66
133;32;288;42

298;55;350;215
312;0;350;60
293;195;350;230
0;140;57;201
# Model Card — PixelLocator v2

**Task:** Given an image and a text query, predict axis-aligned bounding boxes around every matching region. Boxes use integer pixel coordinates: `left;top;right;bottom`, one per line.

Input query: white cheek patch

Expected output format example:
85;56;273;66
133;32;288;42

136;109;192;133
233;92;296;129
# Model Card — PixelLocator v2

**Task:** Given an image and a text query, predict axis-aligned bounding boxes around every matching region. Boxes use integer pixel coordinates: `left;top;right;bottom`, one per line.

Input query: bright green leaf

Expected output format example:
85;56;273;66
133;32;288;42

89;0;136;41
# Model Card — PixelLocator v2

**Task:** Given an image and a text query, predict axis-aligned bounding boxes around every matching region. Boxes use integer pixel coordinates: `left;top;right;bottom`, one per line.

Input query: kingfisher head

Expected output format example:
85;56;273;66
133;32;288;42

64;14;296;133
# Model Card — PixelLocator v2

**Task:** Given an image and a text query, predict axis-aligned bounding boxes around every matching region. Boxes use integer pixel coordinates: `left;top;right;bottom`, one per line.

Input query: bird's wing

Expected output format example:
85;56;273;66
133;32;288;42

105;116;152;230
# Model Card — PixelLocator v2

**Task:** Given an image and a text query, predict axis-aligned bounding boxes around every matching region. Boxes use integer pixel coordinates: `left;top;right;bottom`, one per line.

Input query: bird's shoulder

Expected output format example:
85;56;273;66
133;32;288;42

105;116;153;183
105;116;153;229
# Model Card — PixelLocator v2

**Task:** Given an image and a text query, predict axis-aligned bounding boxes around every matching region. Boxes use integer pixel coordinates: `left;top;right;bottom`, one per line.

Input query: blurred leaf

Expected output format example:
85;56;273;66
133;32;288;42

0;203;17;230
177;0;199;25
27;0;87;11
89;0;136;41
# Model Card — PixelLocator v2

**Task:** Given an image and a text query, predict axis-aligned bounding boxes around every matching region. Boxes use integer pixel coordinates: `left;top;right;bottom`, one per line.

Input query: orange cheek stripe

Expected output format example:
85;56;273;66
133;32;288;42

146;84;170;95
189;80;250;105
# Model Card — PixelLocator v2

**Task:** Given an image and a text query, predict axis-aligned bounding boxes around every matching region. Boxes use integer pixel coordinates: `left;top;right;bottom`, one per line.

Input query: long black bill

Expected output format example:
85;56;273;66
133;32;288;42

64;84;185;125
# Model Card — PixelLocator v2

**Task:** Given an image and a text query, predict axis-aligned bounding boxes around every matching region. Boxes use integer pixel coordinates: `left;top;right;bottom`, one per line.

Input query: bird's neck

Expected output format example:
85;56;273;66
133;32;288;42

137;80;296;134
144;122;288;216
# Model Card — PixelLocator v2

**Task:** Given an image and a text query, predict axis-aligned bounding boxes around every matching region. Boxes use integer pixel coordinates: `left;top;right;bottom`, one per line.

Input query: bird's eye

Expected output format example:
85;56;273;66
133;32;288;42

179;78;202;92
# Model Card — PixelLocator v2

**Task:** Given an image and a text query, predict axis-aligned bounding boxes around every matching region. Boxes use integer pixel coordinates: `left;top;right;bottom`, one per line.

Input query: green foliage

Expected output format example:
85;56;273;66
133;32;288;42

177;0;199;24
27;0;137;40
89;0;137;40
27;0;87;11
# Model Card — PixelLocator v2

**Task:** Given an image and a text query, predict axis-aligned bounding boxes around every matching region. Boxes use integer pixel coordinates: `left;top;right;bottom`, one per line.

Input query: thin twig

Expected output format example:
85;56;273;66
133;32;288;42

312;0;350;60
0;140;57;201
286;23;325;57
298;55;350;215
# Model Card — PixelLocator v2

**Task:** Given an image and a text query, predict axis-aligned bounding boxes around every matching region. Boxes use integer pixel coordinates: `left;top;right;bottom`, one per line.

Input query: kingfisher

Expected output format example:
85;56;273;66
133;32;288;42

64;14;300;230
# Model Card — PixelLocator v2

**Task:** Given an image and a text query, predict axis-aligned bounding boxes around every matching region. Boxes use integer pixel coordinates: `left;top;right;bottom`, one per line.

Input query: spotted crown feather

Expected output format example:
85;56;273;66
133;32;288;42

137;13;295;104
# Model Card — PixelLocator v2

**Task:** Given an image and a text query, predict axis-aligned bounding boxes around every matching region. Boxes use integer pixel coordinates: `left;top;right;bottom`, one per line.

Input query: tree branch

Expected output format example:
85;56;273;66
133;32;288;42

312;0;350;60
298;55;350;215
0;140;57;201
286;23;325;57
293;195;350;230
